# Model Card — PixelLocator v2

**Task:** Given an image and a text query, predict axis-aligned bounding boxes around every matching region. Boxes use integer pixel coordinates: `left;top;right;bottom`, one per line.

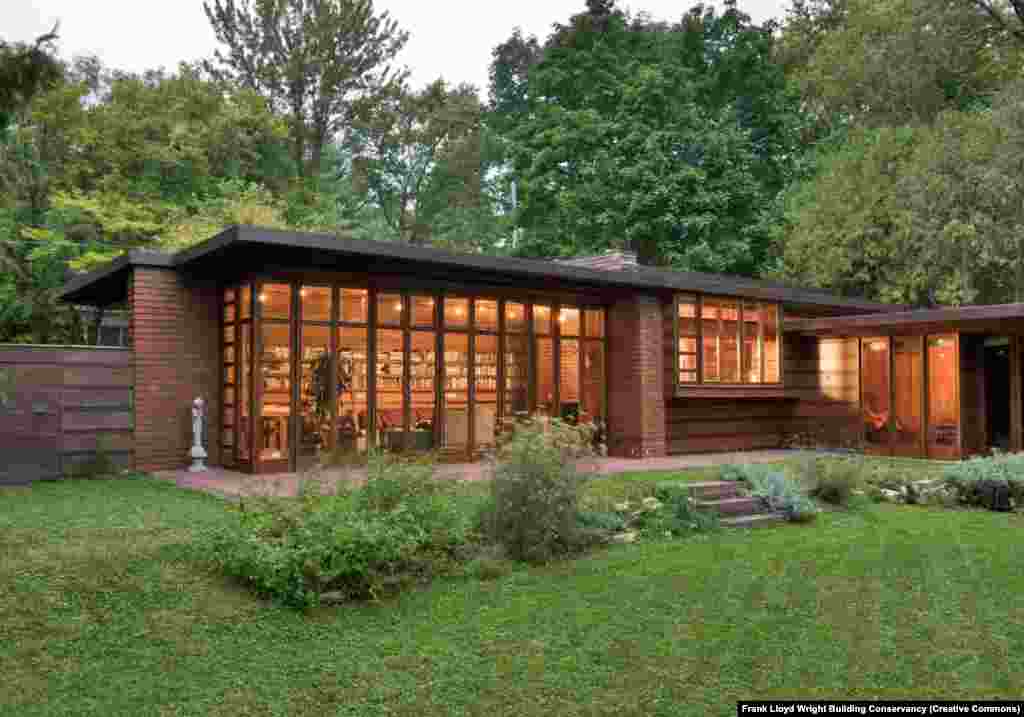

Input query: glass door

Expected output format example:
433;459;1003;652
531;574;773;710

861;337;891;455
927;334;960;459
892;336;924;457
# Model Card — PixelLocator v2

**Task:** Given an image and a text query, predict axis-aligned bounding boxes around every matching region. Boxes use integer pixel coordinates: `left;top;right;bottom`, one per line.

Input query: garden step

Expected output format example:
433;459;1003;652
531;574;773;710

719;512;787;529
686;481;741;500
695;496;764;516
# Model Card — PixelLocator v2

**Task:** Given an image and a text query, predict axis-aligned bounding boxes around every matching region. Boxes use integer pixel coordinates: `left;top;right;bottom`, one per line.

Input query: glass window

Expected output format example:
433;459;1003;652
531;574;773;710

412;295;436;328
260;322;291;463
582;340;605;425
444;297;469;329
377;293;403;326
763;304;780;383
410;331;436;450
927;335;959;459
298;325;331;470
475;334;499;446
476;299;498;333
337;326;369;455
862;338;891;453
584;309;604;339
560;338;580;422
505;302;527;333
504;334;530;421
536;336;555;416
223;325;235;346
301;286;332;322
224;302;236;324
224;288;236;303
702;300;720;383
742;301;762;384
559;307;580;337
534;304;552;335
719;300;740;383
259;283;291;321
893;336;924;457
442;333;469;449
240;285;251;320
376;329;405;449
341;288;368;324
239;323;251;462
677;296;698;384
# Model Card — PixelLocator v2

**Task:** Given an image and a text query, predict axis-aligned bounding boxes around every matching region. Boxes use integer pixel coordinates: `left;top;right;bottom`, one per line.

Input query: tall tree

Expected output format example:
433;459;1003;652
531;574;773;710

792;0;1017;129
203;0;408;178
491;1;801;274
347;79;485;245
0;27;62;126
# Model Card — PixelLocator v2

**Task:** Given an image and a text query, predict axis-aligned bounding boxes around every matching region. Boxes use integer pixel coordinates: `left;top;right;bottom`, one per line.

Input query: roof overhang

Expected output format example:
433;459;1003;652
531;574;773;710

785;303;1024;337
59;250;174;306
59;225;903;313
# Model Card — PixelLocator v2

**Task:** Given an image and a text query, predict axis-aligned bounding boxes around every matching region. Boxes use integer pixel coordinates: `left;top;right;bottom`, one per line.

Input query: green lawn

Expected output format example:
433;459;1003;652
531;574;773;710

3;477;1024;716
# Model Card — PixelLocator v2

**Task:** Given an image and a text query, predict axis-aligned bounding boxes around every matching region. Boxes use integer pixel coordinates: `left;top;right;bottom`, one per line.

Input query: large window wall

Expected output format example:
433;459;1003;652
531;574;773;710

221;280;607;471
674;294;781;389
861;333;959;459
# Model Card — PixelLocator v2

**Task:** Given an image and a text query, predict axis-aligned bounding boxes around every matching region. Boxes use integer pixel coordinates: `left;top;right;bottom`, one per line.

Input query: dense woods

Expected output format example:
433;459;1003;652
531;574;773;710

4;0;1024;343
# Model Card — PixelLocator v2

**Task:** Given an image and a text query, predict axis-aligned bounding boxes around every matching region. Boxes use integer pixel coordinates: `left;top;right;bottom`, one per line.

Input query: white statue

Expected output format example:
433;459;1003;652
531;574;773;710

189;397;208;472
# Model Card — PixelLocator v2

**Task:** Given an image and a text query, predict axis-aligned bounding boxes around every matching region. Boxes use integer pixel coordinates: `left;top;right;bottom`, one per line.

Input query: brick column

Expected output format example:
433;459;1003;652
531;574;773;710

606;294;667;458
131;267;221;472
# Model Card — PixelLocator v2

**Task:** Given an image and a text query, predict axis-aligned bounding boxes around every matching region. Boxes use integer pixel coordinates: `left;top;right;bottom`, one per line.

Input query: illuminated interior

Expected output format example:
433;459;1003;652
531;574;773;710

222;283;607;472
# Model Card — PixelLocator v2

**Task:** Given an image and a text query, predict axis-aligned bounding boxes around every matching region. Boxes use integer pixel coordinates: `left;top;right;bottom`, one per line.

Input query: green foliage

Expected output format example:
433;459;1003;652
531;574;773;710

203;0;409;179
493;2;803;274
0;28;62;123
633;483;718;537
790;0;1015;129
806;457;862;507
200;453;476;608
943;453;1024;509
737;467;819;523
576;509;627;532
482;417;600;563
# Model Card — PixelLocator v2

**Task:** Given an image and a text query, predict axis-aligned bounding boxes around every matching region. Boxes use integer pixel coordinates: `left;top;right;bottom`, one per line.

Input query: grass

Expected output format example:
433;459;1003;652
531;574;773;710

4;475;1024;715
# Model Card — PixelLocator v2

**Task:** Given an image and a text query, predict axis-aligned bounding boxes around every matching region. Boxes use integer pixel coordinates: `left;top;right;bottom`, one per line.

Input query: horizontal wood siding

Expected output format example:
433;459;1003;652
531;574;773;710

786;335;862;447
0;345;134;482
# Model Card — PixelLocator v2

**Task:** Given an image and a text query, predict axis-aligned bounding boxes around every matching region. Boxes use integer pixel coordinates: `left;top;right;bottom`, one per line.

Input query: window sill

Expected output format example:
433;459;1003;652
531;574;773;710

675;385;792;400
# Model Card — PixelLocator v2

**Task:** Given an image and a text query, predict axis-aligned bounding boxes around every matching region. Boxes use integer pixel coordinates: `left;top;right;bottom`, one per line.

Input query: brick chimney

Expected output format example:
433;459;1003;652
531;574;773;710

555;249;638;272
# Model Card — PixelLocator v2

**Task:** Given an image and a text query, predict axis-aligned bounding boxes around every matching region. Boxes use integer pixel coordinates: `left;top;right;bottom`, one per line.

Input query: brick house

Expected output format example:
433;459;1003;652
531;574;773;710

59;225;1024;474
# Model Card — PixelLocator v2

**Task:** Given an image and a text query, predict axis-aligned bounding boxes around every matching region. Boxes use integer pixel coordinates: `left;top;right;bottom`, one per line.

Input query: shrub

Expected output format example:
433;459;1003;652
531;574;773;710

482;417;598;563
576;509;627;532
943;454;1024;511
633;483;718;536
741;469;819;523
808;458;862;506
200;453;475;609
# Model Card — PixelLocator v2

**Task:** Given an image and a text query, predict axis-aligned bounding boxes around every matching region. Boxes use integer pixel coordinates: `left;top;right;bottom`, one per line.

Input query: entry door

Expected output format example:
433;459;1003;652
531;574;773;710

891;337;924;457
861;337;891;455
926;335;960;459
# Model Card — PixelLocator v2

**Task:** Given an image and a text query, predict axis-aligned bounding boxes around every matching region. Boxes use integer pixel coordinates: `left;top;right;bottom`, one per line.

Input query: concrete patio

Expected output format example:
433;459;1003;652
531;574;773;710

155;450;797;499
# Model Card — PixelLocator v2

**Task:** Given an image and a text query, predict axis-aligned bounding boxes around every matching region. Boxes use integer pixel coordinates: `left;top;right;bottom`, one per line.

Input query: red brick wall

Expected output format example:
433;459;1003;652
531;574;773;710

130;268;221;472
607;294;667;458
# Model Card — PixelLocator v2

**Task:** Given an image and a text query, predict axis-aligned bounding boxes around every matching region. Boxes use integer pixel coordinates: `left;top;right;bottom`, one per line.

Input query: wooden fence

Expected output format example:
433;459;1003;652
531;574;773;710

0;345;133;484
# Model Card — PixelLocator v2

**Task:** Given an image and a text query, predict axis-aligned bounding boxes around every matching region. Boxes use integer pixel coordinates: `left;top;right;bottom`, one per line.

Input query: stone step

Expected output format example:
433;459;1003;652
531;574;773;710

719;512;788;529
687;481;742;500
695;496;765;516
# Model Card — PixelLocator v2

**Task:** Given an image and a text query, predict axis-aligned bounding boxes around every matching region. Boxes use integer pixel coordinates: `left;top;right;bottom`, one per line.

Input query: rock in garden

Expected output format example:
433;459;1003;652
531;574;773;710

610;531;639;544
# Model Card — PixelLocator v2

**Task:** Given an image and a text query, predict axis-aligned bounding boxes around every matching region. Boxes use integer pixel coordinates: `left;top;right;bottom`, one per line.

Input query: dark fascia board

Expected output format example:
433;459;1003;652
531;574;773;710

172;225;899;312
59;224;899;312
58;249;174;304
785;303;1024;334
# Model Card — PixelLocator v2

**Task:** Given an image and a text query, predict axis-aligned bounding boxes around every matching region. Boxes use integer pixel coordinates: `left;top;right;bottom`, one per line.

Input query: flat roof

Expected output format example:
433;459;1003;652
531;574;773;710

60;224;901;312
786;303;1024;336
